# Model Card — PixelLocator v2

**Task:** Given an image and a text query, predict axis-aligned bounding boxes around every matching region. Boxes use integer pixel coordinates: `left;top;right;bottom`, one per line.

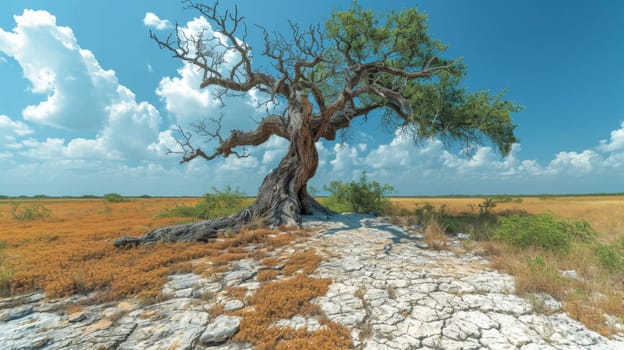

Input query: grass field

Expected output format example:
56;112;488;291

388;195;624;335
0;195;622;336
0;197;299;300
389;196;624;242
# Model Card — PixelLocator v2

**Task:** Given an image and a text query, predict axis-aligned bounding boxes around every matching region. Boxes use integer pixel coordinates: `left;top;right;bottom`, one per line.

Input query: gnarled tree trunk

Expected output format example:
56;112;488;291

114;94;329;247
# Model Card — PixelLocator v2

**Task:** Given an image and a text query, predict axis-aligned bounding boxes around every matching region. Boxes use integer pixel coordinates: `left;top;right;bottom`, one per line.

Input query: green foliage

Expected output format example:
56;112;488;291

160;186;246;220
491;195;523;204
595;239;624;272
323;4;521;156
10;202;51;221
413;203;460;233
526;255;563;285
527;255;547;272
467;197;497;216
103;193;130;203
494;213;596;252
322;172;393;215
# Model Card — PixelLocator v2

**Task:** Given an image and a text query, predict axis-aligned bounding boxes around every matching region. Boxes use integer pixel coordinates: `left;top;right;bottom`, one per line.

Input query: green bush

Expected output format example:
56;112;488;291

595;239;624;271
494;213;596;252
11;202;51;221
322;172;393;215
103;193;130;203
413;203;462;232
160;186;246;219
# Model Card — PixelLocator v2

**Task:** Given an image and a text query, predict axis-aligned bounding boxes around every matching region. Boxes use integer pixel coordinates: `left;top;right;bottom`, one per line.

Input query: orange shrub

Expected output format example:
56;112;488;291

234;271;352;349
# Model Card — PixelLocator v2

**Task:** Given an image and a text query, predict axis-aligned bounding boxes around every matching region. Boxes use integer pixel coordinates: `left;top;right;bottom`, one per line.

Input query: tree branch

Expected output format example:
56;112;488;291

169;115;288;164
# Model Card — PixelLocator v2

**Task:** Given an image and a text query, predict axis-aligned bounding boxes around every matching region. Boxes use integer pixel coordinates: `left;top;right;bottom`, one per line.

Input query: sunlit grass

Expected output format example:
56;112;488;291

387;195;624;336
0;198;304;301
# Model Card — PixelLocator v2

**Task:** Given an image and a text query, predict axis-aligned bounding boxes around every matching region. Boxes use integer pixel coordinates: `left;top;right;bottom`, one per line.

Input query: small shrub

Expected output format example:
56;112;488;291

494;213;596;252
413;204;463;234
595;240;624;272
423;219;449;250
11;202;51;221
322;172;393;215
467;197;497;215
103;193;130;203
160;186;245;219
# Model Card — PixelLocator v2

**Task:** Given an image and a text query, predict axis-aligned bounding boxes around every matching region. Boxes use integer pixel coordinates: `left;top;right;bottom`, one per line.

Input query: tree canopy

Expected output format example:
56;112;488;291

155;1;519;163
115;0;521;246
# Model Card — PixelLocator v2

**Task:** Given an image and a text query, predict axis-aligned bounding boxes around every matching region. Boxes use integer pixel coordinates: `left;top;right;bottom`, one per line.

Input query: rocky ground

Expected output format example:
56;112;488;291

1;214;623;349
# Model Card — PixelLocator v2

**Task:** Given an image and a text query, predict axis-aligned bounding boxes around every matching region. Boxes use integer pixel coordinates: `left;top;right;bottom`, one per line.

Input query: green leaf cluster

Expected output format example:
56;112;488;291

323;3;521;156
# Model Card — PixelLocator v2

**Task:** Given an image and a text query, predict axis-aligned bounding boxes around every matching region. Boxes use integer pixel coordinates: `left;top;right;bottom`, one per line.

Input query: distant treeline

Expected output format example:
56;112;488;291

0;193;622;200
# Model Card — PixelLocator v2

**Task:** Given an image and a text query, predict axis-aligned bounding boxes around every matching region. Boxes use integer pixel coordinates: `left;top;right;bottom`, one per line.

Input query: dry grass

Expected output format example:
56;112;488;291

389;196;624;336
234;271;352;350
281;250;323;275
389;196;624;242
256;269;278;281
422;219;449;250
0;198;308;301
486;240;624;336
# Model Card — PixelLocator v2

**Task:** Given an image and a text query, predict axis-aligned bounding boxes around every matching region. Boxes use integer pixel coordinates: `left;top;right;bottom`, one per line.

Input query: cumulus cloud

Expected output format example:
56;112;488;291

0;114;33;137
598;121;624;152
143;12;171;30
0;115;33;156
311;119;624;195
0;10;124;131
155;16;259;136
0;10;164;162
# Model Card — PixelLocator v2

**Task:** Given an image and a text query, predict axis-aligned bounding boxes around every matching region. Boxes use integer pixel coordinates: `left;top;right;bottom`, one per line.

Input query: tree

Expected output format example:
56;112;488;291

114;1;520;247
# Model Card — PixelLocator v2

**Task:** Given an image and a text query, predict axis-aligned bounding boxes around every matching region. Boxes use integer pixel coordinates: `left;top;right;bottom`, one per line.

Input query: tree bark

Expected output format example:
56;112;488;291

114;94;329;248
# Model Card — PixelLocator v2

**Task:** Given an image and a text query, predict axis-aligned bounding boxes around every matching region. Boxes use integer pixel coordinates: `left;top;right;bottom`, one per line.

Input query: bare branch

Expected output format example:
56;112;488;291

169;115;289;164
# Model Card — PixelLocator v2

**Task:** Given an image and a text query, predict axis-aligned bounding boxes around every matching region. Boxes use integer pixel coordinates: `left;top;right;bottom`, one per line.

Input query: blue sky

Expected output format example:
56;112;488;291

1;0;623;196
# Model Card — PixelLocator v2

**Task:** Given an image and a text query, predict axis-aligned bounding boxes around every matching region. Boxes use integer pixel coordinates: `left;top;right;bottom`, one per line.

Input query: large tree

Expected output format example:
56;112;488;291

115;1;520;247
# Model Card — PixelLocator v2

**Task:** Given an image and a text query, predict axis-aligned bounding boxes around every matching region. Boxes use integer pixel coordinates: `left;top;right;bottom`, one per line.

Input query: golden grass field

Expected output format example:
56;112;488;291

390;196;624;242
0;195;622;337
0;197;304;300
0;197;353;349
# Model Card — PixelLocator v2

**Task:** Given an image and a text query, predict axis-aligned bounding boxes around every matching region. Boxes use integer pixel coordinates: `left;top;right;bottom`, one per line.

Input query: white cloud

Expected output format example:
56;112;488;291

143;12;171;30
0;10;124;131
0;10;165;162
598;121;624;152
311;120;624;195
259;136;288;165
0;114;33;137
155;16;264;154
0;115;33;157
147;129;179;156
547;150;602;174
